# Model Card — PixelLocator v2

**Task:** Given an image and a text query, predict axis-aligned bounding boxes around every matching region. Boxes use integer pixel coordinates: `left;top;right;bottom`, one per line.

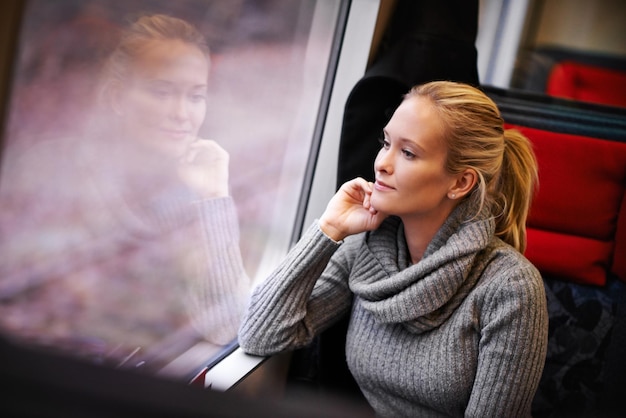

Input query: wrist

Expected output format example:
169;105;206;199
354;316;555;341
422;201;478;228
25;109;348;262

195;183;229;199
318;218;344;242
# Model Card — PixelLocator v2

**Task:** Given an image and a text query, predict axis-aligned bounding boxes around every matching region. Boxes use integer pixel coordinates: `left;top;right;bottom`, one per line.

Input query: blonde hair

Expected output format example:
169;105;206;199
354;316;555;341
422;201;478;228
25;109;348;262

406;81;538;252
100;14;209;97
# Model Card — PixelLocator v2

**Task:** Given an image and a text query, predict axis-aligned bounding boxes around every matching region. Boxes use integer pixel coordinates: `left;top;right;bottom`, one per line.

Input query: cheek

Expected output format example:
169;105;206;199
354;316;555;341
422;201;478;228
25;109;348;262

395;167;445;204
124;93;164;123
190;102;207;127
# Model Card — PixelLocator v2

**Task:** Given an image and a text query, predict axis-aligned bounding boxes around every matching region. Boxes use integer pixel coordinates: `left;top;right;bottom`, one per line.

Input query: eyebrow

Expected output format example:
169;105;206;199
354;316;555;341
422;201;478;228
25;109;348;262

145;79;208;90
383;128;426;154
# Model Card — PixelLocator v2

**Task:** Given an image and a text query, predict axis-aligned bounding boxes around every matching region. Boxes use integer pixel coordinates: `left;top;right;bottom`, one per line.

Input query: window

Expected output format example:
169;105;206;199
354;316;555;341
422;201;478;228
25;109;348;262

0;0;345;381
477;0;626;109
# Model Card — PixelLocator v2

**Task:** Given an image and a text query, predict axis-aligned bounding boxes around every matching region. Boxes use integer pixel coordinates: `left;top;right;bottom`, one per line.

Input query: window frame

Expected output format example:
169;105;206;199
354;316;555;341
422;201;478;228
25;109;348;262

202;0;381;391
0;0;381;391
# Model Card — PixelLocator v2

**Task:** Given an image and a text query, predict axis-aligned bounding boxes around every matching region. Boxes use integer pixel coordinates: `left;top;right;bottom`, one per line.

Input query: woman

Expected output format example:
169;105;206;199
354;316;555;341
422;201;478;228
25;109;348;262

239;81;548;416
0;14;249;367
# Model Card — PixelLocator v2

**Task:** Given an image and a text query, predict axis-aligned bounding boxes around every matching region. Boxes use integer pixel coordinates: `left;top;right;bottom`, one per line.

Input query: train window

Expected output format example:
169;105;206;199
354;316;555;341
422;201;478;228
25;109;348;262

478;0;626;109
0;0;348;382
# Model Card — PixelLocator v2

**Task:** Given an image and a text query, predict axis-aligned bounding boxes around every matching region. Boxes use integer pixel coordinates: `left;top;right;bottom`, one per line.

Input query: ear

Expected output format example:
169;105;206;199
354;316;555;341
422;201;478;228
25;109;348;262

448;168;477;200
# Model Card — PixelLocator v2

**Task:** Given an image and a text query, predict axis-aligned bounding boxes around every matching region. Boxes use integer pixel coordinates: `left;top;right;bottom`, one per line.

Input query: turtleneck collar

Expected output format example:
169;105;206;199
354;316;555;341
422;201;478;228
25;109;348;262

349;197;496;334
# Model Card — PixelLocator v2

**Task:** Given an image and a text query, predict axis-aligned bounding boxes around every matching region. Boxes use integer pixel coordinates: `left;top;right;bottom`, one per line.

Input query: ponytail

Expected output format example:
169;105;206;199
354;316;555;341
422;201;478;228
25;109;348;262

495;129;538;252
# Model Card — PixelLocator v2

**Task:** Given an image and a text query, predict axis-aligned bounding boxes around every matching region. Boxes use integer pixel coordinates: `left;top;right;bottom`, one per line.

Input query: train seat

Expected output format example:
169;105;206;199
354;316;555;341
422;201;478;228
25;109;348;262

489;88;626;417
507;123;626;416
546;61;626;108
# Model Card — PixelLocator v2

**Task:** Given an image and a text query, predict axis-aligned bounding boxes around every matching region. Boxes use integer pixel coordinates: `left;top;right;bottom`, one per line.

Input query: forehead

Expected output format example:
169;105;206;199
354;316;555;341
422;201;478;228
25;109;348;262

130;39;209;82
386;96;445;147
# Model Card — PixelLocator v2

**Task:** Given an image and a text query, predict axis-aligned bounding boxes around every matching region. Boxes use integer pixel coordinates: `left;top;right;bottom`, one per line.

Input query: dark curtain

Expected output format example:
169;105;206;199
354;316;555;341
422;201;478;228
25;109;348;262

337;0;479;187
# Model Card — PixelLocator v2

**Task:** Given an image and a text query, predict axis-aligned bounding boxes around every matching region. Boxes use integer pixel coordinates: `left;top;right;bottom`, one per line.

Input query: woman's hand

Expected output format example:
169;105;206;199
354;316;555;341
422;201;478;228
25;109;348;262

319;177;387;241
178;139;229;198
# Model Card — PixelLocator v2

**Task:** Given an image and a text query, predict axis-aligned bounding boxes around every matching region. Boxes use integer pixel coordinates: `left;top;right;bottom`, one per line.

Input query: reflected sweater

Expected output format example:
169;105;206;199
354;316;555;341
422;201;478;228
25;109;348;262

239;200;548;417
0;138;250;353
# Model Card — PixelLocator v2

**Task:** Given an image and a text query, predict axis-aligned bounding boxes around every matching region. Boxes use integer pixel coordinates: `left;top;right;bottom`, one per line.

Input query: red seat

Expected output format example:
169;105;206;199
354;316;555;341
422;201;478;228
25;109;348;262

546;61;626;108
506;124;626;286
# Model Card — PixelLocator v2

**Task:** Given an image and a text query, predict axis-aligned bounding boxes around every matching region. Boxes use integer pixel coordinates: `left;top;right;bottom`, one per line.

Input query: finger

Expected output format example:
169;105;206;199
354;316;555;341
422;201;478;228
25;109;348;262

363;181;374;201
347;178;372;199
341;177;364;190
363;189;371;209
353;177;370;190
189;139;224;153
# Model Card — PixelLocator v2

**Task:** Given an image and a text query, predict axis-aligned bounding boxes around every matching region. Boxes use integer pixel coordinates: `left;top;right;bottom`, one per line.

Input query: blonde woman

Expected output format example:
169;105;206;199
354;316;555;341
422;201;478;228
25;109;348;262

239;81;548;417
0;15;249;366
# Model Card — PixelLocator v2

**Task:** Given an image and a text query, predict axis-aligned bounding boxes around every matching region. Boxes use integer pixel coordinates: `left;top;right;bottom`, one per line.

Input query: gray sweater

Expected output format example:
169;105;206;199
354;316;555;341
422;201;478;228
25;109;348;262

239;200;548;417
0;138;250;357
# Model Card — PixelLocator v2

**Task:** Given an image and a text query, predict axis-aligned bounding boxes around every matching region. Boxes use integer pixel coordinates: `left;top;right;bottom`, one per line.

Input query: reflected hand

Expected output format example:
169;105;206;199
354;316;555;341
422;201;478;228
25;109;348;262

319;177;387;241
178;139;229;198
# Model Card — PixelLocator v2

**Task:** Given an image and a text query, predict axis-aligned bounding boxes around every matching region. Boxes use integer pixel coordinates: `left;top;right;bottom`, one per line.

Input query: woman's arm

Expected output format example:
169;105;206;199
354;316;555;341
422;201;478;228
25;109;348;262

176;139;251;344
467;262;548;417
185;197;252;345
238;221;357;356
238;177;385;355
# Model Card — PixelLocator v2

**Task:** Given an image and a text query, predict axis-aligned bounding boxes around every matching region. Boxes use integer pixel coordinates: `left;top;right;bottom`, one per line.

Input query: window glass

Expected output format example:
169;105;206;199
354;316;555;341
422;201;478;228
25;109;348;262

0;0;340;379
477;0;626;109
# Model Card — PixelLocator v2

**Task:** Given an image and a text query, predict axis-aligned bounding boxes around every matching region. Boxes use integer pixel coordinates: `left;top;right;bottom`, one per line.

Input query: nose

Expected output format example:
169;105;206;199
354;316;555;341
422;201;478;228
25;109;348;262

170;96;189;122
374;147;393;175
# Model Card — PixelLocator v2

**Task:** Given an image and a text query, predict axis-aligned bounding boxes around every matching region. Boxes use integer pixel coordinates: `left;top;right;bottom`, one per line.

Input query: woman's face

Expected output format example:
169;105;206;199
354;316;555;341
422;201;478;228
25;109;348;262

371;96;458;223
114;39;209;158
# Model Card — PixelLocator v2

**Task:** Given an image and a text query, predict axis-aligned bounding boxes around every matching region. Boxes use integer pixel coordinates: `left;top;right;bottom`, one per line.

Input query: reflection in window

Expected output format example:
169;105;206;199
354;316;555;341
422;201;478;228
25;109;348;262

0;0;338;378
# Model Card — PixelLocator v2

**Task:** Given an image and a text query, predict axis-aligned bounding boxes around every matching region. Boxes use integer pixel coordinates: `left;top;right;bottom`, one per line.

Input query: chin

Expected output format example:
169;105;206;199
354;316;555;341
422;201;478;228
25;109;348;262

370;196;391;215
148;137;187;158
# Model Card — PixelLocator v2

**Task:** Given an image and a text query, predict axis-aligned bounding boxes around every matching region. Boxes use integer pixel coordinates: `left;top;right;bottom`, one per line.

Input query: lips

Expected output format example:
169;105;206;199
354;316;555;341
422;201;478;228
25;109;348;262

161;128;191;140
374;179;395;191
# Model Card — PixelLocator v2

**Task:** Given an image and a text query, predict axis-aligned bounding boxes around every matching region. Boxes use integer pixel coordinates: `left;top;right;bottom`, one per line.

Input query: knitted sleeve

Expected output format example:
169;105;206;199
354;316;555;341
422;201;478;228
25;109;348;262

185;197;252;345
467;260;548;417
238;221;356;356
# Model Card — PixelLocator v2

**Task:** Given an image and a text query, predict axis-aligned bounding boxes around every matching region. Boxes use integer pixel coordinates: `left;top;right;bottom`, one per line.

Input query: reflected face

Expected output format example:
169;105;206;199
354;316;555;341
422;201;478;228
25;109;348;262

371;96;457;222
115;39;209;158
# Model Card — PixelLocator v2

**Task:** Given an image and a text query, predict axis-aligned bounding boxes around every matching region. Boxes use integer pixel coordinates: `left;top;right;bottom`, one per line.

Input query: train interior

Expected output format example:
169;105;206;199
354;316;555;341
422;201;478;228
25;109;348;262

1;0;625;416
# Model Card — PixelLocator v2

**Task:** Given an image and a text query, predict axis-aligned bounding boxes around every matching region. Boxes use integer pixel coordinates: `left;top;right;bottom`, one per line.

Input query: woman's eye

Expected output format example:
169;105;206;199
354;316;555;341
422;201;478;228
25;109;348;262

402;149;416;159
149;88;171;99
377;137;390;149
188;93;207;103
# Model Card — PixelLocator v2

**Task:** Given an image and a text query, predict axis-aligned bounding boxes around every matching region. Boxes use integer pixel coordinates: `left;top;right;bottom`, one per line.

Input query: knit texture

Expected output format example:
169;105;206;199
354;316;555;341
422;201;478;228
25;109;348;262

0;138;250;358
239;200;548;417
